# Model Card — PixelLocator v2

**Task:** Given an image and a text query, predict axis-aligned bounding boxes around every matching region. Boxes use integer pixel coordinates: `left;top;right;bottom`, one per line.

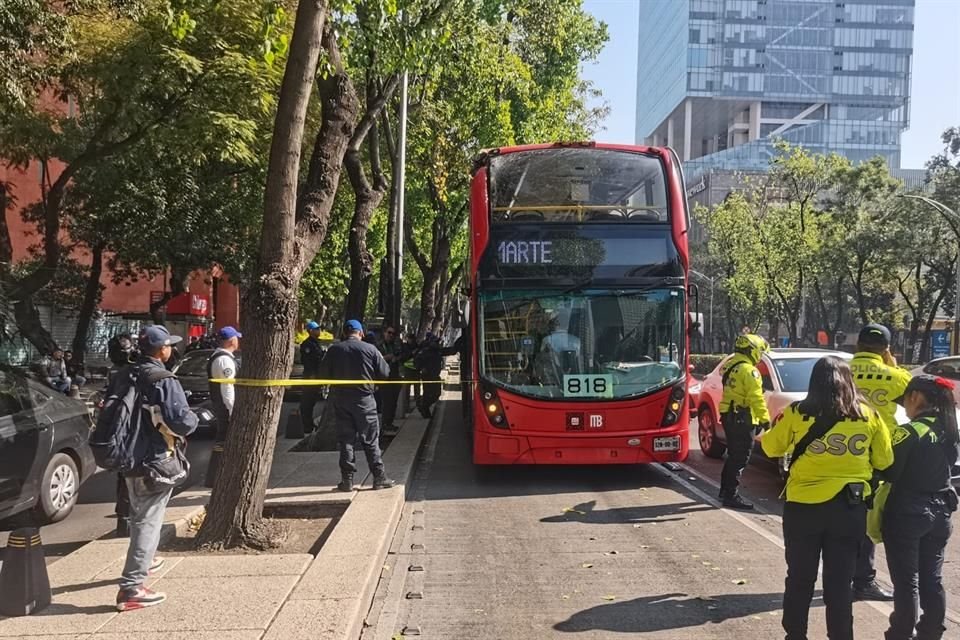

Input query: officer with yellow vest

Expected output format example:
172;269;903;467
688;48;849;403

761;355;893;640
881;374;959;640
718;334;771;510
850;323;912;602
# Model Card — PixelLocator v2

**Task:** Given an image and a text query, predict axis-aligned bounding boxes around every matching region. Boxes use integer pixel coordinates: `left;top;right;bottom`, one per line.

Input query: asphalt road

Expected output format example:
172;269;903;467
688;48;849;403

364;405;960;639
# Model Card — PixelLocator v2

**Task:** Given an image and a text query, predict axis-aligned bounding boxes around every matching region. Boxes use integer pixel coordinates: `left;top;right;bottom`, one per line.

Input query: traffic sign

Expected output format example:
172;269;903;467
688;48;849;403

931;330;950;359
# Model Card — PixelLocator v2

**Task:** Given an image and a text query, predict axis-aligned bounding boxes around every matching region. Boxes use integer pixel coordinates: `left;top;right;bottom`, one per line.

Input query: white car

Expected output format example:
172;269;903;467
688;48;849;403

696;349;859;459
911;356;960;405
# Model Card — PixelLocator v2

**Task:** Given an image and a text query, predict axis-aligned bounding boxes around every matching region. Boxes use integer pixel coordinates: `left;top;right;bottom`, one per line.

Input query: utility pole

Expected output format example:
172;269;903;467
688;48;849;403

391;71;409;330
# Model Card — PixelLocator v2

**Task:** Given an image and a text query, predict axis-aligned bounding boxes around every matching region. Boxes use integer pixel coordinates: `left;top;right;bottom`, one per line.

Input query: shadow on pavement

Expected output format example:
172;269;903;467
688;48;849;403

554;591;809;633
540;499;714;525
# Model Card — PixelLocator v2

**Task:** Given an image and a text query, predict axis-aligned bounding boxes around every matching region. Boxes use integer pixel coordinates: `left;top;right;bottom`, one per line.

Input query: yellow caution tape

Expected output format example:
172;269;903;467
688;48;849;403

209;378;443;387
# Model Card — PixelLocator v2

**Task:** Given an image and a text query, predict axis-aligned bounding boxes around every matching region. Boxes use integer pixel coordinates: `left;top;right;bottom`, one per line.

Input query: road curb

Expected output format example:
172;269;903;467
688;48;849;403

265;402;441;640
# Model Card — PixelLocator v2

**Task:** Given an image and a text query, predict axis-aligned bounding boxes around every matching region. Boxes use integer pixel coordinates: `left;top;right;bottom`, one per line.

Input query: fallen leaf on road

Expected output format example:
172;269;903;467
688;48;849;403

581;563;594;569
640;545;650;549
701;561;712;566
563;507;587;515
664;537;673;541
732;579;747;585
691;554;700;558
711;567;721;571
602;595;616;601
562;595;570;600
604;551;618;555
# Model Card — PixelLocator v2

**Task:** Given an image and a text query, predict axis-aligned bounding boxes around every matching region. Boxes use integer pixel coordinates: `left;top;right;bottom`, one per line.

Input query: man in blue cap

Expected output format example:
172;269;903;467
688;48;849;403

205;326;241;487
299;321;326;434
319;319;394;491
114;325;197;611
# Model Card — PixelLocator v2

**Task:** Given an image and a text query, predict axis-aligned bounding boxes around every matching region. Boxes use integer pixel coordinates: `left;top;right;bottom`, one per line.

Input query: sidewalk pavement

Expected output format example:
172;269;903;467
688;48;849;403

0;405;435;640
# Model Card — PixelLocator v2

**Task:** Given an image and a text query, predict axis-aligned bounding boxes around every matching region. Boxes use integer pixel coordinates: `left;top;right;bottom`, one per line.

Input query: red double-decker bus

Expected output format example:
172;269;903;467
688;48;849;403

463;142;692;465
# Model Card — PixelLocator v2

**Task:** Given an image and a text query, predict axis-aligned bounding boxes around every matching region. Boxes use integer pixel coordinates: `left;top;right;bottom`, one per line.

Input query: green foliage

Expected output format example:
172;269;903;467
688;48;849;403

698;133;960;358
690;353;724;376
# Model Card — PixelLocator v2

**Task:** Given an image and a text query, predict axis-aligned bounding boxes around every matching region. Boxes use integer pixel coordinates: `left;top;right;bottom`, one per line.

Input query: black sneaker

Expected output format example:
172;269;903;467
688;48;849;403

373;476;396;490
337;475;354;492
854;581;894;602
116;586;166;612
721;493;755;511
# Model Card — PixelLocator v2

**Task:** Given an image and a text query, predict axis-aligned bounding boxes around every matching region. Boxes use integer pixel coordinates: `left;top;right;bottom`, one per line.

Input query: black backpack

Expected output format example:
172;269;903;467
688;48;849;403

89;366;174;472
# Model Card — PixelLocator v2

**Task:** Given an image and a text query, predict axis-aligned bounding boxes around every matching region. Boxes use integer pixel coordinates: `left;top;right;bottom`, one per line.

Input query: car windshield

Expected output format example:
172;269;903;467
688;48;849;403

489;148;668;223
926;358;960;380
176;353;211;377
479;287;685;399
773;357;826;393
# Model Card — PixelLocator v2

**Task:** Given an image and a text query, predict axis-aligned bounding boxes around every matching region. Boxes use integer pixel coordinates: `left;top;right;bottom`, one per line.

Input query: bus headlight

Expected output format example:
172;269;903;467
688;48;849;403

480;385;508;429
662;383;686;427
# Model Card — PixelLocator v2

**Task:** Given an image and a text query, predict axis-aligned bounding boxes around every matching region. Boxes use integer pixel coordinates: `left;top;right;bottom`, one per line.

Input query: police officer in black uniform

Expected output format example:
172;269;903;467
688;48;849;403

299;321;325;434
319;320;395;492
882;374;959;640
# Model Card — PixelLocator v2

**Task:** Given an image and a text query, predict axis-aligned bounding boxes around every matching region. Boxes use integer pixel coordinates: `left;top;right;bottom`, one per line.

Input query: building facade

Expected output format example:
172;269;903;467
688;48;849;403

636;0;915;177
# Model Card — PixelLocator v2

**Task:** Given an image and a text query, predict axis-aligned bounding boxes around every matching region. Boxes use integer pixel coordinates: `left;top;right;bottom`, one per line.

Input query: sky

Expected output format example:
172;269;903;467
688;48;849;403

581;0;960;169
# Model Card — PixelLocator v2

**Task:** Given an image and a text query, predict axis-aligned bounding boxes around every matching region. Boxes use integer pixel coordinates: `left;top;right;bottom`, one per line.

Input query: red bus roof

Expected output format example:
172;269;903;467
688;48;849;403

473;142;674;173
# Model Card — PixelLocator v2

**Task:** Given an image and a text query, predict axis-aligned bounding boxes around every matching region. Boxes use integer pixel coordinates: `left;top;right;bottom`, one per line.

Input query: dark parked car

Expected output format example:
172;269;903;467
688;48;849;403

171;349;225;433
0;369;97;523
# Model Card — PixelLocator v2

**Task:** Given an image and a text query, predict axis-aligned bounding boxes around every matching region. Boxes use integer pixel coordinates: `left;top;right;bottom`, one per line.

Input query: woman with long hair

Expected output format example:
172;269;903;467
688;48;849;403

881;374;959;640
761;355;893;640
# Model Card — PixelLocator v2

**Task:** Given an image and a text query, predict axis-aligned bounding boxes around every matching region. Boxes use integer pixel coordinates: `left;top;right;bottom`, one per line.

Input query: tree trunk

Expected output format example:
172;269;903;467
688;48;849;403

72;242;105;361
13;295;57;354
343;151;387;323
197;0;340;550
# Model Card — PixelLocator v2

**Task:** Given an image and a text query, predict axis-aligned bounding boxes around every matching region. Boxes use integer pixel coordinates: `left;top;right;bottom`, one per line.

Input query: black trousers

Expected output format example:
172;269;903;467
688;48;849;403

419;375;441;414
884;504;953;640
334;400;384;477
854;535;877;589
720;416;754;495
300;388;319;434
381;383;401;429
115;472;129;519
782;494;866;640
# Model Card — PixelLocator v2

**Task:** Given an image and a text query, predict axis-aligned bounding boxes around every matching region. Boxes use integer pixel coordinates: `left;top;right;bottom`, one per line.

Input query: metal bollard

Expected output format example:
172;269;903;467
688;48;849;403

285;409;304;439
0;527;51;616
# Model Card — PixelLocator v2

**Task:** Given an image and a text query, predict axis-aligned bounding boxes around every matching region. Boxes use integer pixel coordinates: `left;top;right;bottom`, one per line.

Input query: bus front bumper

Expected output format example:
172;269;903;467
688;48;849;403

473;423;690;465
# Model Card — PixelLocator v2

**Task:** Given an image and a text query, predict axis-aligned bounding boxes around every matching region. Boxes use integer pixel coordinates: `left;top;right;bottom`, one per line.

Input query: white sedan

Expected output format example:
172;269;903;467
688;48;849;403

911;356;960;405
696;349;857;459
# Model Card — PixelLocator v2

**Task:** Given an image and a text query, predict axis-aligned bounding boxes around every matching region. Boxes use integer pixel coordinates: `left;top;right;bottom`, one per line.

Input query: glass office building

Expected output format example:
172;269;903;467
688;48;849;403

636;0;914;177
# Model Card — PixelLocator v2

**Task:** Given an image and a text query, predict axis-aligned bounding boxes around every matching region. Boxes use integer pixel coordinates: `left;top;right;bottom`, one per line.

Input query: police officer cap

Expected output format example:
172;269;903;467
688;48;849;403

903;373;956;399
344;319;363;333
306;320;320;331
858;323;891;347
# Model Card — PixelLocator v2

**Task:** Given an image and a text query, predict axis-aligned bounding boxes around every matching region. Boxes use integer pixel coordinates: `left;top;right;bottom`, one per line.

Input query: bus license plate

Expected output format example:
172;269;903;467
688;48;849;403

653;436;681;452
562;374;614;398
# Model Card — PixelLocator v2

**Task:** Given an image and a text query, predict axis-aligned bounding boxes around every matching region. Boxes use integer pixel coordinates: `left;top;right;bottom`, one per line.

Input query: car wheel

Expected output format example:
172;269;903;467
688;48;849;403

698;405;726;459
35;452;80;524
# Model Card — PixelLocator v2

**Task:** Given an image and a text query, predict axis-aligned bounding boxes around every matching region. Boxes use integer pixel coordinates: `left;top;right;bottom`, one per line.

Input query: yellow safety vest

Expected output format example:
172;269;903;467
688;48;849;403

849;352;911;432
718;354;770;425
762;402;893;504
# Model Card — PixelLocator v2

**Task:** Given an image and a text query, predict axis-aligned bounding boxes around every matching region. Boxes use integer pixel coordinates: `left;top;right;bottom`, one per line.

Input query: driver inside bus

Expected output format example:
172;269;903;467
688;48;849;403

535;307;583;384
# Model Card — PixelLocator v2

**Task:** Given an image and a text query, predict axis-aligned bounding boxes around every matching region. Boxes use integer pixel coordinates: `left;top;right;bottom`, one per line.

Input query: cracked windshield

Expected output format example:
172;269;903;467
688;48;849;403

480;288;685;399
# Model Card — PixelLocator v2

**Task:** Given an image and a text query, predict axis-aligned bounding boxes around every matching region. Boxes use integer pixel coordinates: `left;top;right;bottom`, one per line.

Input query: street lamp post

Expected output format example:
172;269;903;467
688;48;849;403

690;269;715;353
899;194;960;356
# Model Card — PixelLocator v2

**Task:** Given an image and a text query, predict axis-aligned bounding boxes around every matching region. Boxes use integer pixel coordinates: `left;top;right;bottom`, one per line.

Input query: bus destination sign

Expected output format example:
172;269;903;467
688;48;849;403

497;240;553;265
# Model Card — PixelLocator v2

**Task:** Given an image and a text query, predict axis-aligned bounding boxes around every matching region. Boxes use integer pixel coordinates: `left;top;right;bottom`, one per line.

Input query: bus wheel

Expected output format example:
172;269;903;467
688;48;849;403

698;405;726;459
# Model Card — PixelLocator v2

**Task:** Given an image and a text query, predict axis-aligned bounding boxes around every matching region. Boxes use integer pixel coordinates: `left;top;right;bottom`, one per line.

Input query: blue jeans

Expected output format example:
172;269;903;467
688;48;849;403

47;377;70;394
119;477;173;591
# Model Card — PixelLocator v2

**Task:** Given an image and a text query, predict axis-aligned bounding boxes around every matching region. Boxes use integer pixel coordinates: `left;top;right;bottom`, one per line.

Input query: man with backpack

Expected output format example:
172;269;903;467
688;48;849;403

96;325;198;612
